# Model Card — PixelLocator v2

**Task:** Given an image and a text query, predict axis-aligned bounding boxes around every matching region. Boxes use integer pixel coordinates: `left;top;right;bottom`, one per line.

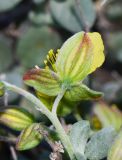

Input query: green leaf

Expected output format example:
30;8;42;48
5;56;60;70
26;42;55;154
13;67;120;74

50;0;96;33
29;12;53;26
33;0;45;4
50;0;81;33
108;128;122;160
105;1;122;22
0;37;13;72
0;0;22;12
56;32;104;82
16;123;42;150
16;26;62;69
71;0;96;30
85;127;116;160
69;120;91;160
65;84;103;101
94;103;122;131
4;68;24;102
0;82;4;97
36;91;77;116
23;68;61;96
0;107;35;131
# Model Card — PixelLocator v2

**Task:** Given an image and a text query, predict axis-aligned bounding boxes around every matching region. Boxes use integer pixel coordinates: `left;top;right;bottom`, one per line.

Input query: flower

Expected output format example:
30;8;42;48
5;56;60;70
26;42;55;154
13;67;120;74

23;32;105;101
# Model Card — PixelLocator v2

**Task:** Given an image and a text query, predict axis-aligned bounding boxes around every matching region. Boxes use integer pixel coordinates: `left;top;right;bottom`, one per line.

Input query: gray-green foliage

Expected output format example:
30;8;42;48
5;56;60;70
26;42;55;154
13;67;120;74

105;0;122;21
107;32;122;62
69;121;116;160
29;12;53;26
0;37;12;73
69;121;90;160
3;68;24;102
16;26;62;68
50;0;96;33
85;127;116;160
0;0;22;12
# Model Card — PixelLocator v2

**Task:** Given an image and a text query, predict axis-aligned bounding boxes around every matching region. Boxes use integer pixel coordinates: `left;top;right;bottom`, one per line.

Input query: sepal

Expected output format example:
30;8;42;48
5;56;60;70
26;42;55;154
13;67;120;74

23;68;61;96
64;84;103;101
0;107;35;131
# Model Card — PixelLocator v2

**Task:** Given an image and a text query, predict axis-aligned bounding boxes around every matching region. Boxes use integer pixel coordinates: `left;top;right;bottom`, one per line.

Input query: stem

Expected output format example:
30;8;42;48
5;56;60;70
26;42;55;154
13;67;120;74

0;136;16;143
2;81;76;160
50;115;76;160
2;81;50;116
52;90;65;115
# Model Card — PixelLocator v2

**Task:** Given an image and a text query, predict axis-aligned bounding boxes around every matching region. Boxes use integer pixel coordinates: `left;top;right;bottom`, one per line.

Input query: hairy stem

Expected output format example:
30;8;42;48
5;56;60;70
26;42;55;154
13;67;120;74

2;81;76;160
52;90;65;115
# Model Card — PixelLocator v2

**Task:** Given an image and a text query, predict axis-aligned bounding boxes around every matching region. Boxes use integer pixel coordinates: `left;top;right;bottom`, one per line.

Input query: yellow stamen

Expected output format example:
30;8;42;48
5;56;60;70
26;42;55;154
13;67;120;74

43;49;59;72
35;65;40;69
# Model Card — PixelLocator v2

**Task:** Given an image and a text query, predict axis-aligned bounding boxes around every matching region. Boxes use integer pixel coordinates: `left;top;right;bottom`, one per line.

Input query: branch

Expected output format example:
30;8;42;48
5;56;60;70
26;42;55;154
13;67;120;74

52;90;65;115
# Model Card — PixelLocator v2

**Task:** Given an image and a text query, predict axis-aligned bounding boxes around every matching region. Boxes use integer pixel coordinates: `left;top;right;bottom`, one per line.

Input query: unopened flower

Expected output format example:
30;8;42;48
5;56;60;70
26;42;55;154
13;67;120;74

23;32;105;101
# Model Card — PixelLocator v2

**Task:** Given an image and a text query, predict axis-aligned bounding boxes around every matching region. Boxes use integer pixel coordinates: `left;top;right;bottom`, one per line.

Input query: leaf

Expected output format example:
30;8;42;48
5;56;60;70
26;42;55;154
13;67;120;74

69;120;91;160
56;32;104;82
50;0;96;33
64;84;103;101
50;0;81;33
16;123;42;150
23;68;61;96
0;82;4;97
36;91;77;116
94;103;122;131
0;107;35;131
105;1;122;22
33;0;45;4
107;32;122;63
85;127;116;160
29;11;53;26
0;0;22;12
16;26;62;69
0;37;13;72
108;128;122;160
87;32;105;74
3;67;24;102
72;0;96;30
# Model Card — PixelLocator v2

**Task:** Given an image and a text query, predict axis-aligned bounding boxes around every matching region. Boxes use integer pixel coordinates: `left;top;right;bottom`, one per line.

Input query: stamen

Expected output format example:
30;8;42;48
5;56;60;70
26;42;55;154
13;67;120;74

44;49;59;71
35;65;40;69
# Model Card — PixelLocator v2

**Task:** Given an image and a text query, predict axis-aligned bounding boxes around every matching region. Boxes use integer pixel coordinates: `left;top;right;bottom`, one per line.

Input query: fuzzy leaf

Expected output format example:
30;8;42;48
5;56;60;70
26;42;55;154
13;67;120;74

16;26;62;69
85;127;116;160
69;120;91;160
16;123;42;150
0;107;35;131
50;0;96;33
23;69;61;96
50;0;81;33
56;32;104;82
64;84;103;101
108;128;122;160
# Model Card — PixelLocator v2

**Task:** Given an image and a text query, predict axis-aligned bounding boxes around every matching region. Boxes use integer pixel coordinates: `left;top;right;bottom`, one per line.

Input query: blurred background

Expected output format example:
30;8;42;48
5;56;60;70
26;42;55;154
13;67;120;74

0;0;122;160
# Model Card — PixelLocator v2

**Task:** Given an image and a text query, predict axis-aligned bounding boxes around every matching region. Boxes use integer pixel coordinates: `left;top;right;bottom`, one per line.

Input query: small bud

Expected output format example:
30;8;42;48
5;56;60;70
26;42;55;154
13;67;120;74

108;128;122;160
16;123;42;150
0;107;35;131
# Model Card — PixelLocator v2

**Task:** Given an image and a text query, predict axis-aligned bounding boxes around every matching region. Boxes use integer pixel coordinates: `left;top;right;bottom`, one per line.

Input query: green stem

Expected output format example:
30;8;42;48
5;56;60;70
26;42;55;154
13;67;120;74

49;115;76;160
52;90;65;115
2;81;76;160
